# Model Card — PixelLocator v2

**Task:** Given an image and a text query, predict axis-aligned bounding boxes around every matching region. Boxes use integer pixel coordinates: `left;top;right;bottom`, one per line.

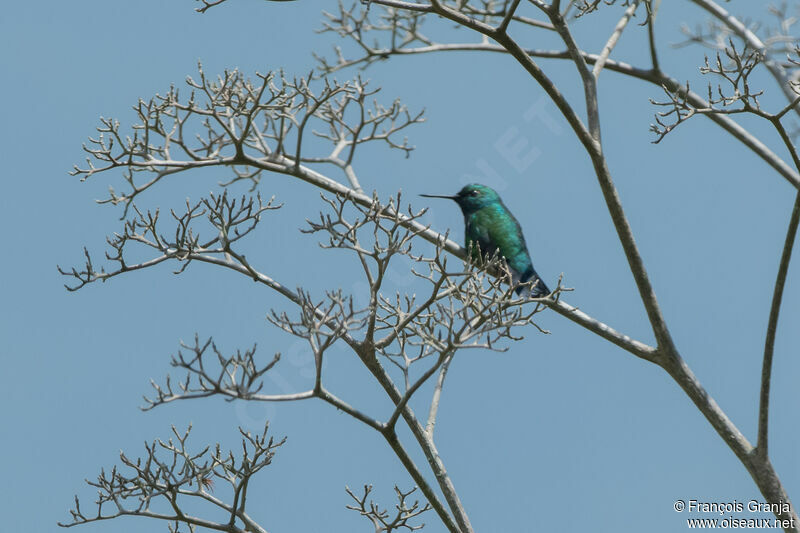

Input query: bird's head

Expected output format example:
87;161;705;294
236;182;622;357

421;183;501;215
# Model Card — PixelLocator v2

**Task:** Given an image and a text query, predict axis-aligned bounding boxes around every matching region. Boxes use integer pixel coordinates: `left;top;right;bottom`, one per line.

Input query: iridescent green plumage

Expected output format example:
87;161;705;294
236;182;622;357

421;184;549;297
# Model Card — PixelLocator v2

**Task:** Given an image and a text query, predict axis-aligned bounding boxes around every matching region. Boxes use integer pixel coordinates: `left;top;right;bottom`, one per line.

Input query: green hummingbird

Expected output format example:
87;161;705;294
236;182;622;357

421;183;550;297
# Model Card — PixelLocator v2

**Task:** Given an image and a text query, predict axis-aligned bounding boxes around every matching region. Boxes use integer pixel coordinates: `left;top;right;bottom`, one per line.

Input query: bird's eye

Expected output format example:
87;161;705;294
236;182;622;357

470;190;480;197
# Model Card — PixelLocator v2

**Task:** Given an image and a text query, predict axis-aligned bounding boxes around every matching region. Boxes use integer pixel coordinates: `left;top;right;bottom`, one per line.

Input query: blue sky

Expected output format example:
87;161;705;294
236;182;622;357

1;1;798;532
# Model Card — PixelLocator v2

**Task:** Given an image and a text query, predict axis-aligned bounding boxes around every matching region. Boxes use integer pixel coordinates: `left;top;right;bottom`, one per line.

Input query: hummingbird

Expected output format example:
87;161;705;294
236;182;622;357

421;183;550;297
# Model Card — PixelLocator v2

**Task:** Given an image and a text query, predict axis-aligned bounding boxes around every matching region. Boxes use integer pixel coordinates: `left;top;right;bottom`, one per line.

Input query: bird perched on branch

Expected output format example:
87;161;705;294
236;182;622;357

421;183;550;297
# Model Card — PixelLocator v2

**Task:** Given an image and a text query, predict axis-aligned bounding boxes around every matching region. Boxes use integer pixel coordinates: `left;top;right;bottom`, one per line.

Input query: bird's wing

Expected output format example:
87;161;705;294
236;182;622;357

465;214;497;258
484;208;533;276
483;205;550;296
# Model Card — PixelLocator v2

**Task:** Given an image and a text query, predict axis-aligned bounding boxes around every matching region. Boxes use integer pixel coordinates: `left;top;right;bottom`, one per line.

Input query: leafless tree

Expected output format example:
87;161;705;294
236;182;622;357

61;1;800;532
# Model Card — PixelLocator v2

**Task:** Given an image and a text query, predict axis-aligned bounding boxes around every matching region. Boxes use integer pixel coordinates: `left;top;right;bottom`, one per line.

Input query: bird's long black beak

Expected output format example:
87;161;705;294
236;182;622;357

420;193;458;200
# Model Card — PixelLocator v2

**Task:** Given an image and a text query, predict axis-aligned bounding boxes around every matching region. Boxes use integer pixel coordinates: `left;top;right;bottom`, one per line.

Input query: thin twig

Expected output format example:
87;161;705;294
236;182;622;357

593;0;642;79
757;191;800;459
497;0;522;34
646;0;661;71
426;353;454;439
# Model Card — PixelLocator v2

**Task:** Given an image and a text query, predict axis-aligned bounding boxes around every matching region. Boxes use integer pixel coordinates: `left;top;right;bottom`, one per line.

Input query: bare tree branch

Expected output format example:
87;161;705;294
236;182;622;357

648;37;800;530
70;66;422;217
313;4;800;187
346;485;431;532
688;0;800;114
60;423;283;533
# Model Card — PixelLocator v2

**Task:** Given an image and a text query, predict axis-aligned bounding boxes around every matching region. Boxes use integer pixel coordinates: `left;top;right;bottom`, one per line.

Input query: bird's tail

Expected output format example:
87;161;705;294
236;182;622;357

514;268;550;298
